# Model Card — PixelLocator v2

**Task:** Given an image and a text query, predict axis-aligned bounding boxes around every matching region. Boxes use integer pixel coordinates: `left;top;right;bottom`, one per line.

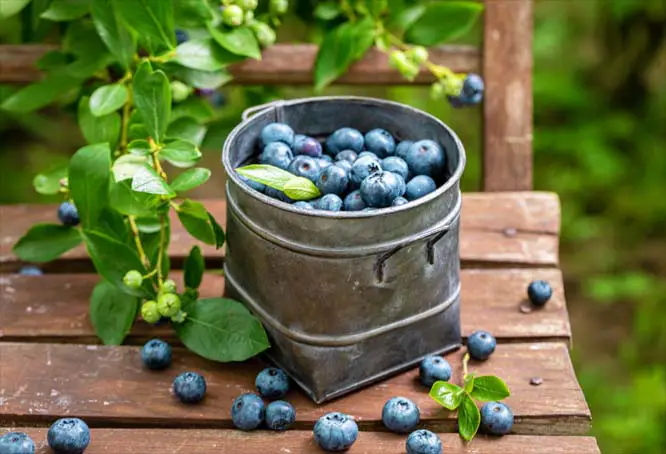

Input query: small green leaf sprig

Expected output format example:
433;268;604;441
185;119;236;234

429;353;511;441
237;164;321;200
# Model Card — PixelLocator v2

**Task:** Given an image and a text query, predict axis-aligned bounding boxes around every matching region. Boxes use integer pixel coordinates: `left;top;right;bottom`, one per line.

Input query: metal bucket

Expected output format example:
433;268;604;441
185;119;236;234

222;96;465;403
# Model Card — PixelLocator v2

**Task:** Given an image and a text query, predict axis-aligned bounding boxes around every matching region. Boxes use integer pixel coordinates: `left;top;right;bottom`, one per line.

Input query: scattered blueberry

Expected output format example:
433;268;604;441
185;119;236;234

350;155;381;187
419;356;452;388
57;201;80;226
395;140;414;160
336;150;358;164
265;400;296;431
47;418;90;454
382;396;420;433
288;155;320;182
460;73;485;105
265;186;294;203
293;135;323;158
467;330;497;361
406;429;442;454
361;171;403;208
317;165;349;196
357;151;379;161
231;393;265;431
260;122;294;148
343;190;366;211
259;142;293;170
333;159;352;173
364;128;396;158
0;432;35;454
19;265;42;276
314;194;343;212
141;339;172;370
239;174;266;193
480;401;513;435
326;127;364;156
293;201;314;210
175;29;189;45
405;175;437;201
392;196;408;207
255;367;290;400
405;140;445;178
313;412;358;451
173;372;207;404
527;280;553;306
381;156;409;180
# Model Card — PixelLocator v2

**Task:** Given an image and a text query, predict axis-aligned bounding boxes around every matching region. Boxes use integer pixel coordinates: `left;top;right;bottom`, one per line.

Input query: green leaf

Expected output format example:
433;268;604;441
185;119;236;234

69;143;112;228
33;166;67;195
170;97;214;123
128;139;151;156
91;0;136;69
405;1;483;46
173;0;213;28
167;118;207;146
135;215;161;234
133;61;171;143
78;97;121;148
131;165;176;197
283;177;321;200
176;200;221;247
89;84;128;117
90;280;139;345
174;38;228;71
236;164;296;191
112;154;148;182
98;207;129;242
13;224;82;263
208;212;225;249
429;381;464;410
0;0;31;19
116;0;175;50
464;374;475;393
314;2;342;20
109;180;162;217
177;67;232;89
36;51;70;71
184;245;204;289
40;0;89;21
314;17;376;90
171;168;211;192
1;73;81;113
208;25;261;60
175;298;269;362
364;0;388;17
469;375;511;402
458;393;481;441
160;140;202;168
387;4;425;33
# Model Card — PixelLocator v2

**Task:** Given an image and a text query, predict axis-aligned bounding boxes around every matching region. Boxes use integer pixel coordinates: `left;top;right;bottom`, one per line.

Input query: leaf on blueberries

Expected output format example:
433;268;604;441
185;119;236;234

429;381;464;411
33;165;67;195
404;1;483;46
69;143;112;229
89;83;128;117
13;224;82;263
184;245;204;289
469;375;511;402
458;393;481;441
171;168;211;193
236;164;295;191
283;177;321;201
133;61;171;144
90;279;139;345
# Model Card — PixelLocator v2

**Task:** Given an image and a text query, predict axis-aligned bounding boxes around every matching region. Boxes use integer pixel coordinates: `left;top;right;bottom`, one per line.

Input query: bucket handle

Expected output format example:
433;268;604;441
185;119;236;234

241;100;286;122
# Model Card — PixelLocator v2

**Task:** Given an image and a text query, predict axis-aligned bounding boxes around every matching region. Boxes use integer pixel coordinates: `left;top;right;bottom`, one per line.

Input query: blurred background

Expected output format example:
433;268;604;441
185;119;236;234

1;1;665;452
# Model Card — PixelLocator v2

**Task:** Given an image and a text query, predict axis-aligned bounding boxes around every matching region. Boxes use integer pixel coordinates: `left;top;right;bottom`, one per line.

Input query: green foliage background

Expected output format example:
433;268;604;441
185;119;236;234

1;1;665;452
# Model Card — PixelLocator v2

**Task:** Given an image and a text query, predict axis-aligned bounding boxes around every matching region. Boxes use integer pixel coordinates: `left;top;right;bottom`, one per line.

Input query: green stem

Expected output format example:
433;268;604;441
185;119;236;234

128;216;150;268
340;0;356;20
462;352;470;379
120;83;133;153
142;268;158;279
156;214;167;286
386;32;457;82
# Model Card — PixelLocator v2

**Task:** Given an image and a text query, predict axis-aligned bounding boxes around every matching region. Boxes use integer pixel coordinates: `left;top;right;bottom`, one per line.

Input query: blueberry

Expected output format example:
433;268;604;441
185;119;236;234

19;265;42;276
265;400;296;431
381;156;409;180
293;135;323;158
326;127;364;156
343;190;366;211
382;396;420;433
141;339;172;370
206;91;226;108
392;196;408;207
361;171;403;208
288;155;320;182
47;418;90;454
394;173;407;197
314;194;343;212
406;429;442;454
419;356;452;388
58;201;80;226
313;412;358;451
320;154;333;163
265;186;293;203
461;73;484;103
255;367;290;400
357;151;379;161
231;393;265;431
316;165;348;196
364;128;396;158
405;175;437;201
467;330;496;361
260;122;294;147
405;140;445;178
259;142;293;170
238;174;266;193
293;201;314;210
350;155;381;187
175;29;189;45
333;159;352;173
173;372;207;403
0;432;35;454
395;140;414;160
480;402;513;435
336;150;358;164
527;280;553;306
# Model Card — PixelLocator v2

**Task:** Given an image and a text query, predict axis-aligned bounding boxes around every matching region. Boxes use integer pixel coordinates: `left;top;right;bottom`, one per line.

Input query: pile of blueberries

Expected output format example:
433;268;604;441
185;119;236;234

238;122;449;212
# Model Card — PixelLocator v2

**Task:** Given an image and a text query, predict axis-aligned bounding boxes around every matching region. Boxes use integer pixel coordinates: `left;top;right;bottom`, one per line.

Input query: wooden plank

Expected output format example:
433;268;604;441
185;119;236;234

0;192;560;271
0;269;571;343
482;0;534;191
0;428;602;454
0;44;479;85
0;342;590;434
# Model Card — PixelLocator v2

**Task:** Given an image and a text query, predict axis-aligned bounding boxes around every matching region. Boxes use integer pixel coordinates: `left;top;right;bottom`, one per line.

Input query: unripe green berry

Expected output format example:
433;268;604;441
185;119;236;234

251;22;277;47
123;270;143;289
171;310;188;323
407;46;429;65
157;293;181;317
161;279;177;294
141;300;161;324
170;81;192;103
237;0;258;11
223;4;244;27
270;0;288;15
430;82;445;99
244;10;254;23
389;51;419;80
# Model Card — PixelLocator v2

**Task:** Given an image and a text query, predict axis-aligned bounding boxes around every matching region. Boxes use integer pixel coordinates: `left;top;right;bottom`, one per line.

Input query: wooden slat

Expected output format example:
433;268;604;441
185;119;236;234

0;44;479;85
0;269;571;343
0;428;602;454
0;192;560;271
482;0;534;191
0;342;590;434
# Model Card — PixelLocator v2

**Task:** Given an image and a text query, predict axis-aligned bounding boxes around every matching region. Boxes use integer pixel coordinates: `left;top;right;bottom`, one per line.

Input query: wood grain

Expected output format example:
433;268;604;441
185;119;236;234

0;44;479;85
0;269;571;343
0;342;590;434
482;0;534;191
0;192;560;271
0;428;602;454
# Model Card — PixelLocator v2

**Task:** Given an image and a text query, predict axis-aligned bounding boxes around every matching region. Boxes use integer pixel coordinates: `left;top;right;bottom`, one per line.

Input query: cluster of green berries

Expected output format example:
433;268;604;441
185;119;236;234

219;0;286;48
123;271;186;324
389;46;429;81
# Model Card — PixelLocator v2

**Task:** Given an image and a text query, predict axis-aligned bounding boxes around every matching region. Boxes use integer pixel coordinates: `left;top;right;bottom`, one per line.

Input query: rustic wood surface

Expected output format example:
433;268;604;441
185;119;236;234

0;192;560;271
0;269;571;343
0;428;601;454
482;0;534;191
0;44;479;85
